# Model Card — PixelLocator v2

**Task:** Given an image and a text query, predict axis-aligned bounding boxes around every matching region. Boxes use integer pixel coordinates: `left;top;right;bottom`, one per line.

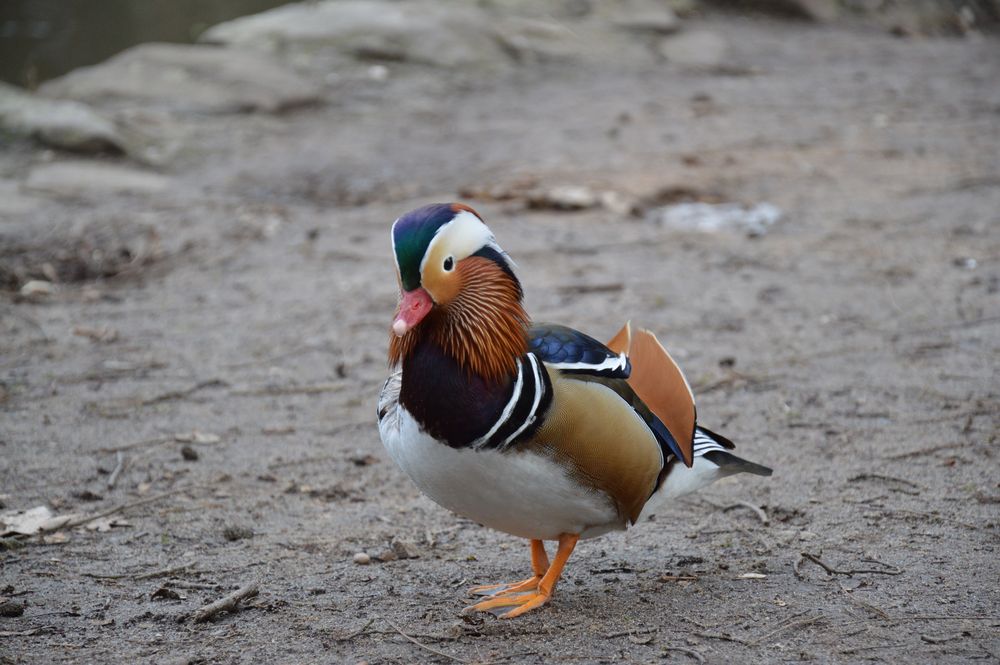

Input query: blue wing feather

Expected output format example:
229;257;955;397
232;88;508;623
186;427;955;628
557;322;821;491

528;323;631;378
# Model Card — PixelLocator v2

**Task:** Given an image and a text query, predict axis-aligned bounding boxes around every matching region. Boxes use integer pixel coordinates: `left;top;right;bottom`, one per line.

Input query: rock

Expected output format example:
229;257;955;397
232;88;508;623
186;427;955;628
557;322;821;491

494;18;580;63
0;82;129;155
527;185;601;210
659;30;729;69
41;43;321;114
181;445;200;461
151;587;182;601
390;538;421;560
352;551;371;565
648;201;782;237
24;162;171;197
375;549;398;562
19;280;56;299
610;2;681;34
702;0;838;22
0;600;25;617
201;1;508;70
222;525;254;541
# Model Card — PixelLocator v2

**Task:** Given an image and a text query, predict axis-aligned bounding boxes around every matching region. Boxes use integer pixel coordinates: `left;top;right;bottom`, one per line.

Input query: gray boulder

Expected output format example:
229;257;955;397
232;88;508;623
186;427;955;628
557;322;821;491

659;30;729;69
24;162;172;198
0;82;125;154
200;0;508;69
40;43;322;114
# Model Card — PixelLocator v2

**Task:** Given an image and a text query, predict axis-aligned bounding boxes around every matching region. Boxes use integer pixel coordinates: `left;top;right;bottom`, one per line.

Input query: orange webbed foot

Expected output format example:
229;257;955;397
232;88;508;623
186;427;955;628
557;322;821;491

464;534;578;619
469;576;542;597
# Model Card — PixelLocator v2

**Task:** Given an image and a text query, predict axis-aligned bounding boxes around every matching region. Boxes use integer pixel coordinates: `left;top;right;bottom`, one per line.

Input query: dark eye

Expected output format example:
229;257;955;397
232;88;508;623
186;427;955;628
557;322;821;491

443;256;454;271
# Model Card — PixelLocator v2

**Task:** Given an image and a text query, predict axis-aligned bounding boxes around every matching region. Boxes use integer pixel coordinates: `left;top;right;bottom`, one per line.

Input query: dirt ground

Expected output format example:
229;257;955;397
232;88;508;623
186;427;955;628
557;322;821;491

2;9;999;665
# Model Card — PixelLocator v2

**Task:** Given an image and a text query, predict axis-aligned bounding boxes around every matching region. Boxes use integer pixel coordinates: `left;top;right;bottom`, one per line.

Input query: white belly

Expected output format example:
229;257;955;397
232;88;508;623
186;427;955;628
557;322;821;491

380;406;621;541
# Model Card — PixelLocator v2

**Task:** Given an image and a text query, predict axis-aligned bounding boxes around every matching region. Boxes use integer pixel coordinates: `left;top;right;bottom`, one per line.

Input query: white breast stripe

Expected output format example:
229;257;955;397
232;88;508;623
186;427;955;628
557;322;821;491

471;359;524;449
501;354;546;448
547;352;628;373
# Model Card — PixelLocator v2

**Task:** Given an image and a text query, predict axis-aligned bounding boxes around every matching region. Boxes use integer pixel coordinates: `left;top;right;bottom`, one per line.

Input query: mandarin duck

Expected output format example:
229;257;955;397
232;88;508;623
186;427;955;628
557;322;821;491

377;203;772;618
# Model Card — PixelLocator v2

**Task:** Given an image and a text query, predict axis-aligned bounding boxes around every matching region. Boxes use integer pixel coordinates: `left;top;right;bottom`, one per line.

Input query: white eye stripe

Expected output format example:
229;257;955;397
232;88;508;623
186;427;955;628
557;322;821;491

419;210;495;279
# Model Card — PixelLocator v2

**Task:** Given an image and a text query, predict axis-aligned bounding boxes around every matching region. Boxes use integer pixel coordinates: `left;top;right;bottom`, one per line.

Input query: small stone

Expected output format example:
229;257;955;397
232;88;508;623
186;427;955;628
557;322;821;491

390;538;421;560
350;453;379;466
180;445;199;461
151;587;181;601
19;280;56;298
527;185;600;211
0;600;25;617
42;532;70;544
352;552;371;565
375;549;398;563
192;431;221;444
222;525;254;541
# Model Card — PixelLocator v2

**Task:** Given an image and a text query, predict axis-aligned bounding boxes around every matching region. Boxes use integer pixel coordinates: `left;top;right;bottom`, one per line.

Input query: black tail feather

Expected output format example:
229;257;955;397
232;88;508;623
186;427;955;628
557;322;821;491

703;450;773;477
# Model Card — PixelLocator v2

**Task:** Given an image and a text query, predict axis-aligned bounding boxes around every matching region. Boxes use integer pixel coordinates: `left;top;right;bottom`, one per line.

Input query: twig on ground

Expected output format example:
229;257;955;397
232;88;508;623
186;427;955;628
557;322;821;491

0;627;55;638
230;383;346;397
840;642;906;654
65;487;194;529
604;627;656;639
82;562;196;581
723;501;769;525
107;452;126;489
799;552;903;577
134;563;196;580
88;380;228;417
692;372;770;395
659;575;699;582
191;581;259;623
95;436;172;454
144;379;228;406
848;473;921;494
748;612;824;646
692;631;749;645
662;646;706;663
167;581;220;591
871;508;978;530
557;283;624;294
920;632;965;644
839;586;891;620
333;618;374;642
381;616;470;664
885;442;973;460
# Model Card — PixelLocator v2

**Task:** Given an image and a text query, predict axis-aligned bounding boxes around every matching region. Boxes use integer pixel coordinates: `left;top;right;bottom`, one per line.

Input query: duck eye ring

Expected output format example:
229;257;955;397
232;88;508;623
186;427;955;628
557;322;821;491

443;256;455;271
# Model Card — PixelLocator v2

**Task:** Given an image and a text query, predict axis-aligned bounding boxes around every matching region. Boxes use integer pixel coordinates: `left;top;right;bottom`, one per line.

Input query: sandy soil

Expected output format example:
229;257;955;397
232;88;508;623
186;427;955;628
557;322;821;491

2;13;999;665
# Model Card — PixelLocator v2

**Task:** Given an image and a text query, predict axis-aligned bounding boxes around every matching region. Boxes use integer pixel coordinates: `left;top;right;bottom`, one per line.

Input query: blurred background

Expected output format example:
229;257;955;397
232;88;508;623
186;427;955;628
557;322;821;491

0;0;295;87
2;0;998;88
1;1;998;663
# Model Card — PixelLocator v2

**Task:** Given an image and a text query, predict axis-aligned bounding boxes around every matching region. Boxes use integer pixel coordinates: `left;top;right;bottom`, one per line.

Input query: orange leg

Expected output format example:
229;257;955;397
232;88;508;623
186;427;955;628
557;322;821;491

465;533;579;619
469;539;549;596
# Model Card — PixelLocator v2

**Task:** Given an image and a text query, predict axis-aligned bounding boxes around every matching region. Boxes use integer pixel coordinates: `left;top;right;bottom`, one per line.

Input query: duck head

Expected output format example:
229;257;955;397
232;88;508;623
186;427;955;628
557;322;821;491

388;203;528;380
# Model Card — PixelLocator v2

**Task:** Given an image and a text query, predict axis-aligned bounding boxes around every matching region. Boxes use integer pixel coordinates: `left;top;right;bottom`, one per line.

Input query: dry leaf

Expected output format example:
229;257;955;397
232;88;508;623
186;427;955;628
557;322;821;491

42;532;69;544
1;506;53;536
